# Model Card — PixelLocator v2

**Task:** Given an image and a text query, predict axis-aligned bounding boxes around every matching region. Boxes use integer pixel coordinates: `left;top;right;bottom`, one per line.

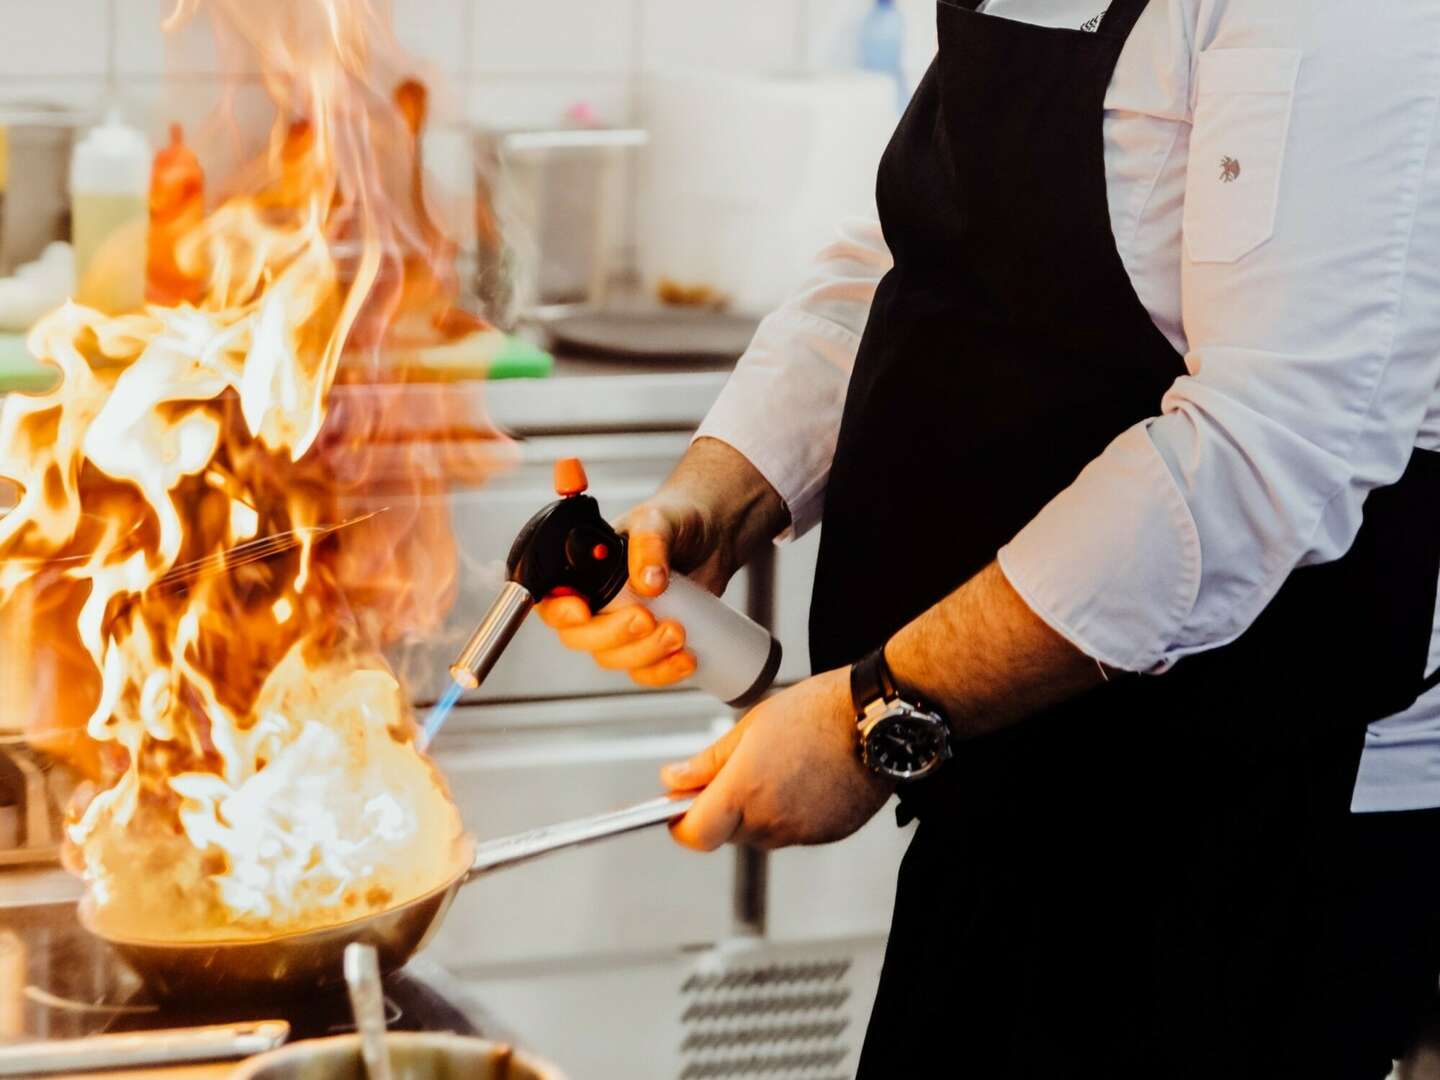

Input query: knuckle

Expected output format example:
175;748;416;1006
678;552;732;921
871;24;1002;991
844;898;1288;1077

622;608;656;637
627;504;669;535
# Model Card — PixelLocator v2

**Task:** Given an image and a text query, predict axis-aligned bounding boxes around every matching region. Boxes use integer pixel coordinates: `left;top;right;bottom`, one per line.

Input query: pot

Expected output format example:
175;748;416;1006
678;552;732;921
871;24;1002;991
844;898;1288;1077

230;1032;564;1080
83;793;695;1000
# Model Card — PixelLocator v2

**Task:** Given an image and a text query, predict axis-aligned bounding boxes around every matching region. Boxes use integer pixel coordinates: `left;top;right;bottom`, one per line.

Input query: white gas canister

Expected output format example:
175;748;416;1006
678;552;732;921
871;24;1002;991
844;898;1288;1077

619;573;781;707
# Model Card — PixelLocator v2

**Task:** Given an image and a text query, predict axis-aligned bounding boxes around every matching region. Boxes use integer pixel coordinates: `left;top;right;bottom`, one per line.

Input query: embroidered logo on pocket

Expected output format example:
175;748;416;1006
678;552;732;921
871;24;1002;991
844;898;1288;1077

1184;48;1301;264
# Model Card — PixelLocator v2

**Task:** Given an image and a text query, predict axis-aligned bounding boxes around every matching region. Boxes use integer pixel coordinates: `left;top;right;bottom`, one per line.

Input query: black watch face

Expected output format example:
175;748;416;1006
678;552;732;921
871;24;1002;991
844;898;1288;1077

864;710;949;780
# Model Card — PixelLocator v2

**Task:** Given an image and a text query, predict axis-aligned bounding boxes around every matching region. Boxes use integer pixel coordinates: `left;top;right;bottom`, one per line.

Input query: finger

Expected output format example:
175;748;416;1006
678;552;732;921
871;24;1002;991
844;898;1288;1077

536;595;591;629
661;718;744;791
557;606;655;653
668;775;742;853
629;649;697;688
625;505;673;598
593;619;686;672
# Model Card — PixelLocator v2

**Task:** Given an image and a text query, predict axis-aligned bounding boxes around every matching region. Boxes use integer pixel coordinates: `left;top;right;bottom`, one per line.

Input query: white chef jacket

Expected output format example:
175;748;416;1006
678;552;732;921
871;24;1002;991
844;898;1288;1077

694;0;1440;812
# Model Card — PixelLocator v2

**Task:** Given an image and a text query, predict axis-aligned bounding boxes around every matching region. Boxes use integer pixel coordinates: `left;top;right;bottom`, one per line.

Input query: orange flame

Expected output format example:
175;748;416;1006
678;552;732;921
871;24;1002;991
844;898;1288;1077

0;0;506;940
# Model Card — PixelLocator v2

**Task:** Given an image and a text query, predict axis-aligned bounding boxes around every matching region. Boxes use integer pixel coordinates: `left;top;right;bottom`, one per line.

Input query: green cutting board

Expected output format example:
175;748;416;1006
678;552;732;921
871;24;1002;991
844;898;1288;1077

0;334;59;394
0;332;552;396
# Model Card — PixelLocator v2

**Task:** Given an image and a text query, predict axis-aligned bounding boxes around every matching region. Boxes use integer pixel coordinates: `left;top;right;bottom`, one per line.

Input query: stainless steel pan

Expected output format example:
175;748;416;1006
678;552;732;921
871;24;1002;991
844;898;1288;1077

80;793;695;999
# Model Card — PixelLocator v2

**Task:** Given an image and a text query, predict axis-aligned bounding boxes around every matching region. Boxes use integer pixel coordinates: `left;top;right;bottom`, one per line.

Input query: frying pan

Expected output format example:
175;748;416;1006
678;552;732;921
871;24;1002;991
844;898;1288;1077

80;793;696;1000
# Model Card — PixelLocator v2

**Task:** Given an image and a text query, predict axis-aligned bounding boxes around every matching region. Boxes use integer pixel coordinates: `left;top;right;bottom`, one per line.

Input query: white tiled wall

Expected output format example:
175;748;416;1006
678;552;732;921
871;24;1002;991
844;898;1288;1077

0;0;938;136
0;0;936;281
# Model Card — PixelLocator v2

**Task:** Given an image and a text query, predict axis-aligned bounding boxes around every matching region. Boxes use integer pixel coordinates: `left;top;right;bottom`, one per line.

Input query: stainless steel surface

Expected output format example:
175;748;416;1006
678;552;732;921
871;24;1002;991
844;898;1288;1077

478;127;647;320
9;752;52;853
0;894;142;1041
0;867;82;909
84;795;695;1000
0;894;498;1045
450;580;534;690
422;694;734;969
484;369;729;435
0;745;69;869
0;931;21;1039
545;309;760;363
448;934;889;1079
344;945;393;1080
0;1020;289;1076
0;104;83;277
467;794;694;878
502;130;648;153
231;1032;564;1080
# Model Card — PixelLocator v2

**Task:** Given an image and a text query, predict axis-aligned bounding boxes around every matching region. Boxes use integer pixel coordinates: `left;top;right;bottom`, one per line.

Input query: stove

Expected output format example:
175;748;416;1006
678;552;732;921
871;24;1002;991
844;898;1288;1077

107;968;479;1042
0;887;497;1058
0;740;522;1077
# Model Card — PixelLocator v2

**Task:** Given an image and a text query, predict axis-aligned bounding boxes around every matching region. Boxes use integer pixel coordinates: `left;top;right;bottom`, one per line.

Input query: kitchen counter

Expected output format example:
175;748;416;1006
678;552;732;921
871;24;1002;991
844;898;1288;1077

0;865;81;909
0;346;736;439
483;354;732;436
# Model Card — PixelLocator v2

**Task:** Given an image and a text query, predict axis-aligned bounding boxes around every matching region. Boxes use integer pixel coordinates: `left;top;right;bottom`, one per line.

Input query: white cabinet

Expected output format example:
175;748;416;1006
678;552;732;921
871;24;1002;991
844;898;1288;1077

426;692;737;967
772;526;823;685
767;808;915;943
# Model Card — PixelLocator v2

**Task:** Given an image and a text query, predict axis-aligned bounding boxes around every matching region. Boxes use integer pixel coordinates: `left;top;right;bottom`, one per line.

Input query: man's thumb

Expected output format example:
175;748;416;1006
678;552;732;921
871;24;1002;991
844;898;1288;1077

624;504;675;598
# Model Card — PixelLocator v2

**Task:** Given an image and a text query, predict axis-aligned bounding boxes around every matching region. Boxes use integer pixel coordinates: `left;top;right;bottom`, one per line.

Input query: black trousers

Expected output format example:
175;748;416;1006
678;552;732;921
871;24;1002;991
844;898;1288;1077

1314;807;1440;1078
858;805;1440;1079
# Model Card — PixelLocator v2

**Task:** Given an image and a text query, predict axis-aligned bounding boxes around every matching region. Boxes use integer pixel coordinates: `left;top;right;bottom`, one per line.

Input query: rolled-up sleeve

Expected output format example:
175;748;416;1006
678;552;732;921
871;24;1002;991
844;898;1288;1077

696;218;892;537
1000;5;1440;672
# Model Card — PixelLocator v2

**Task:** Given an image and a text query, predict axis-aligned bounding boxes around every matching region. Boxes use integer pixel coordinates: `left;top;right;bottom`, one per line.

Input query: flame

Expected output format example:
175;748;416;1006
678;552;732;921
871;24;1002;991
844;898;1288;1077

0;0;506;941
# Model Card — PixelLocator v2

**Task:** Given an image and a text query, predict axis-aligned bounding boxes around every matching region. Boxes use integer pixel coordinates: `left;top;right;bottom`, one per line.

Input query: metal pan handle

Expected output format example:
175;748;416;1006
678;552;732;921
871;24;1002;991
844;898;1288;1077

465;794;697;881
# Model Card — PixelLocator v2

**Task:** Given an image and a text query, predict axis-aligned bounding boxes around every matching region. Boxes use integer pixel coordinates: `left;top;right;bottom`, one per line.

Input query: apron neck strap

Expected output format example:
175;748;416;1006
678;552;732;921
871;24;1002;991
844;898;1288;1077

1089;0;1153;42
941;1;1153;40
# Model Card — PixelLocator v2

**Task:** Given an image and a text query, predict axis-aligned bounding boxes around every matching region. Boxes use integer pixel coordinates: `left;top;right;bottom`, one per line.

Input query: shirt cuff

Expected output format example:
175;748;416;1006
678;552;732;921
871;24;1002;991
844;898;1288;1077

997;424;1203;673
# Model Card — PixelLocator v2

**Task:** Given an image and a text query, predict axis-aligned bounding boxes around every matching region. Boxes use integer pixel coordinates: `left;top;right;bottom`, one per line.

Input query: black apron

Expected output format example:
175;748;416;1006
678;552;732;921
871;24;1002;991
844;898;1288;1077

808;2;1440;1075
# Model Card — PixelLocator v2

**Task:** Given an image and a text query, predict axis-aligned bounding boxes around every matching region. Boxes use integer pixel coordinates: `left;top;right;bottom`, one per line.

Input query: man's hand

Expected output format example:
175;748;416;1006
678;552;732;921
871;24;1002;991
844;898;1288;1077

662;668;894;851
537;437;788;688
658;563;1104;856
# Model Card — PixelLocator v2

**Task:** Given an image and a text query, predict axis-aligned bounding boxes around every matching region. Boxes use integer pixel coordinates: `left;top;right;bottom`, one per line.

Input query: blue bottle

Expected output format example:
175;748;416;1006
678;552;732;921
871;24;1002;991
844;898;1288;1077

860;0;907;112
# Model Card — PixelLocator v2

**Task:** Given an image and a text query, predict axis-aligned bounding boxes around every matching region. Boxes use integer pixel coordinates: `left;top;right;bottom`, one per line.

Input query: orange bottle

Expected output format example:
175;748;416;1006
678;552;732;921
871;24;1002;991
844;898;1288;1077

146;123;206;306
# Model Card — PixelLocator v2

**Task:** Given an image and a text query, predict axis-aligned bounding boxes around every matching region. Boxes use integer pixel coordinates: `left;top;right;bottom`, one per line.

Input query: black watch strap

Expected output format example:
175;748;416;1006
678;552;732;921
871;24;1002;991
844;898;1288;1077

851;646;899;716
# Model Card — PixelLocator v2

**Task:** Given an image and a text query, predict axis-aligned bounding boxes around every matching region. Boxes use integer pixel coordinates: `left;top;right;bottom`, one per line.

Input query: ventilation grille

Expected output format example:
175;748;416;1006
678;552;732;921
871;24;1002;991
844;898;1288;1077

679;957;855;1079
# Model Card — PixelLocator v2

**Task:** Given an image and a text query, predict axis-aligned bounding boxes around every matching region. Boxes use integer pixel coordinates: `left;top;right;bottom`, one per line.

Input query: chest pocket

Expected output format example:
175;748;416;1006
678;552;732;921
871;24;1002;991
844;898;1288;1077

1183;48;1302;264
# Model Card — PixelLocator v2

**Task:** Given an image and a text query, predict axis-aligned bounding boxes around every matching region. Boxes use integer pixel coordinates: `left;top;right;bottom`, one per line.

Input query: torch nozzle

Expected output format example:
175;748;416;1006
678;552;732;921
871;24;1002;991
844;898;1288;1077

448;579;535;691
421;580;536;749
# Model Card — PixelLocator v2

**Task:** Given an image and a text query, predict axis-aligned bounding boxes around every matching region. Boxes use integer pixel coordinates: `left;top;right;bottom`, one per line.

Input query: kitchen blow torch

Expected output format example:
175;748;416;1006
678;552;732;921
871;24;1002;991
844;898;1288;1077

447;457;783;707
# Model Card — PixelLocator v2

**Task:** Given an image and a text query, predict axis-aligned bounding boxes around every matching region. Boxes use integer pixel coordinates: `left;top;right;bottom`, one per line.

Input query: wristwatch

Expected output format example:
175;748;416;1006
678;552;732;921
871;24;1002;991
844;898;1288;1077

851;647;952;782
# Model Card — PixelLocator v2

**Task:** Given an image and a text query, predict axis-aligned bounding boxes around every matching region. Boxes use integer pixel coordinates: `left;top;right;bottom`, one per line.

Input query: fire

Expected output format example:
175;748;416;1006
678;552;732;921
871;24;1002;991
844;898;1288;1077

0;0;504;941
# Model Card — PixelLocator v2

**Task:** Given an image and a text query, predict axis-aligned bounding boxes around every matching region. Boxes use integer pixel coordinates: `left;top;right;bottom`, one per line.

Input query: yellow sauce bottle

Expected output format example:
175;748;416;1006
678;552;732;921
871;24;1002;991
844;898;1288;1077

70;112;150;314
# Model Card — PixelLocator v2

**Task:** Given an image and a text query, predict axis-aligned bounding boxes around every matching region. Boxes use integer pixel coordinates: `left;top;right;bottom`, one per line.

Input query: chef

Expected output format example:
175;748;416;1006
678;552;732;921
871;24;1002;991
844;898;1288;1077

540;2;1440;1075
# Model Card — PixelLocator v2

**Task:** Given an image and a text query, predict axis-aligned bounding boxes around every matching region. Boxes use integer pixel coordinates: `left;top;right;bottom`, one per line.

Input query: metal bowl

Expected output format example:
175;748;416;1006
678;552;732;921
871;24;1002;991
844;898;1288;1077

229;1032;565;1080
